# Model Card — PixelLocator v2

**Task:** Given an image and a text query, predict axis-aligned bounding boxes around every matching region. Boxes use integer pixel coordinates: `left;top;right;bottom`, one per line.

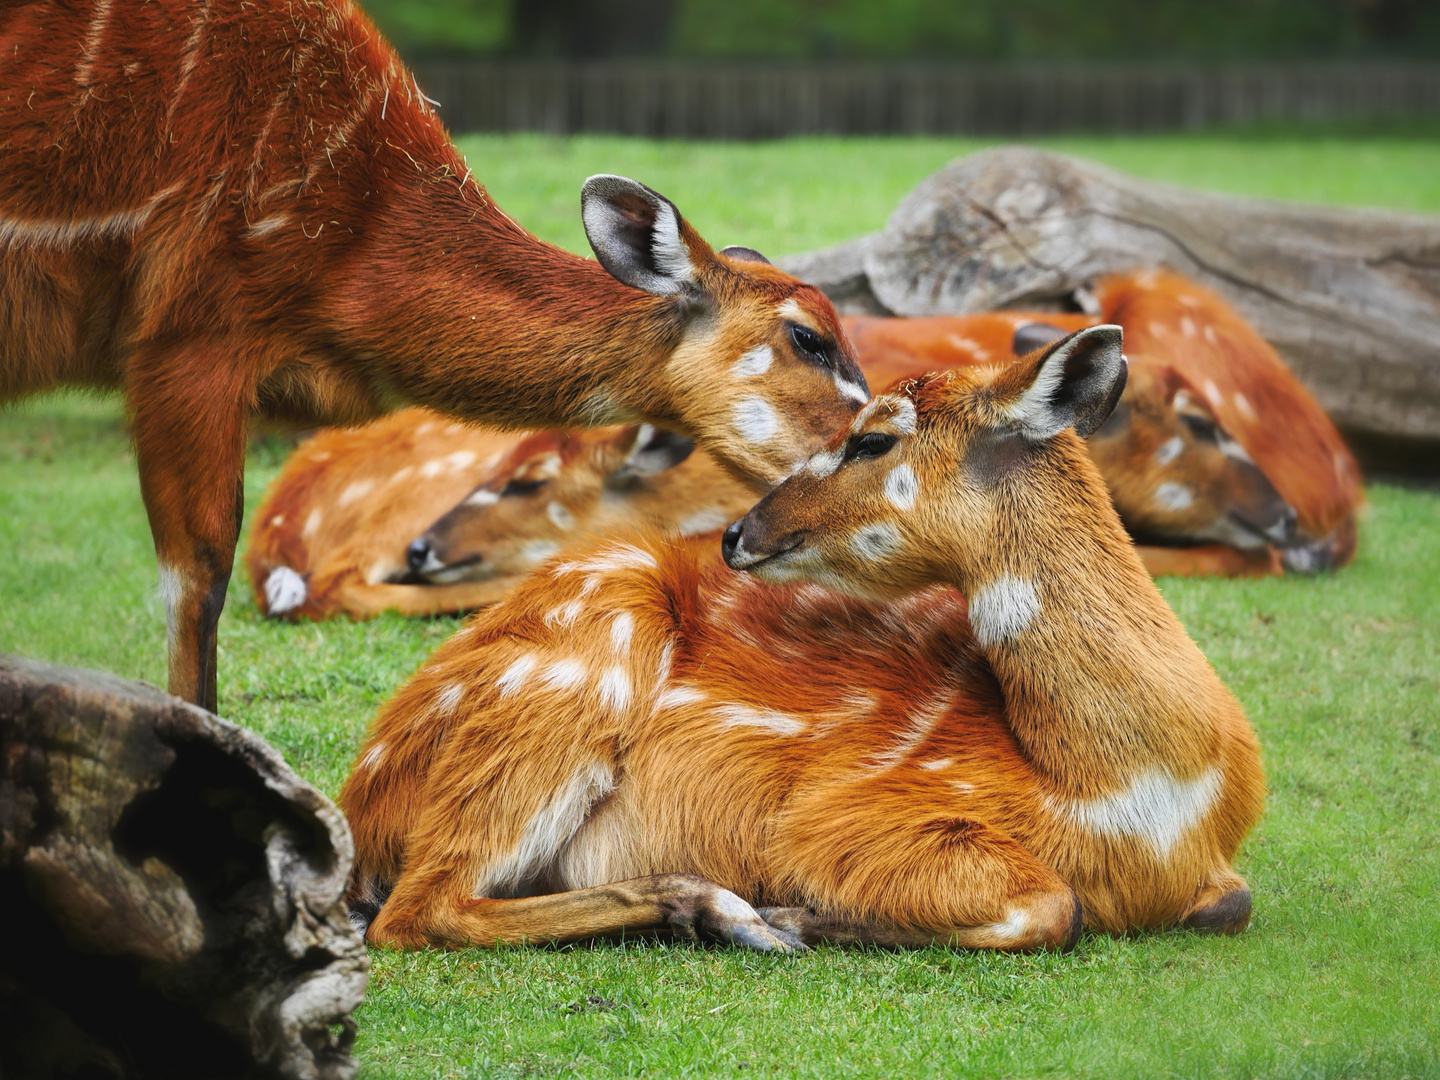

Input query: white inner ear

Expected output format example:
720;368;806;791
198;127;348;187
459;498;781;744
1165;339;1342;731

650;201;695;284
1000;344;1073;441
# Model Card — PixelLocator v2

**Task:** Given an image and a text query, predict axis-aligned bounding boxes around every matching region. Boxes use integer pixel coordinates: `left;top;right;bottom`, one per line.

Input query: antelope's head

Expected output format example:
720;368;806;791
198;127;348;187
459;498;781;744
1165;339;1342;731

405;424;702;585
1087;363;1296;551
722;325;1132;598
583;176;869;490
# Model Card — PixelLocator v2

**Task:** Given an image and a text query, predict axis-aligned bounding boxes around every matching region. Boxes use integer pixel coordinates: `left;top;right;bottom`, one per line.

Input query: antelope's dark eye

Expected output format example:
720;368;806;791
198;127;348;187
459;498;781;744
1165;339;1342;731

1179;414;1217;442
501;477;547;497
789;323;830;368
851;432;898;460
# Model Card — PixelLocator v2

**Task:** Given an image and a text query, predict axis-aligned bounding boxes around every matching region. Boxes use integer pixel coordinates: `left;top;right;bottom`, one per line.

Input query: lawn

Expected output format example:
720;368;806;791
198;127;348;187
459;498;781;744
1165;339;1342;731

2;129;1438;1079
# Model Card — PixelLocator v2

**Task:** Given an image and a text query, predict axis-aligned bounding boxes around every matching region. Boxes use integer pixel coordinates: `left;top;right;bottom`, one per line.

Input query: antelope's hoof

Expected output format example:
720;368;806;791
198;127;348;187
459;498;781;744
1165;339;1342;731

1181;886;1252;935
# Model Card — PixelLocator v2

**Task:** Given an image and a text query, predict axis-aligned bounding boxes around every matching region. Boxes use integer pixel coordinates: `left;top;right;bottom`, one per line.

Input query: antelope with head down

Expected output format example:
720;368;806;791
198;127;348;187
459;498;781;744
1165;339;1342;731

339;325;1264;951
0;0;865;708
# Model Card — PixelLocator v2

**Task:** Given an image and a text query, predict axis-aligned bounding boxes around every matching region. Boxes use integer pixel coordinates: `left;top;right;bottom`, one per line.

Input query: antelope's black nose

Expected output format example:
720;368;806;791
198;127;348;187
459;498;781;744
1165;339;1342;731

721;521;743;563
406;538;433;572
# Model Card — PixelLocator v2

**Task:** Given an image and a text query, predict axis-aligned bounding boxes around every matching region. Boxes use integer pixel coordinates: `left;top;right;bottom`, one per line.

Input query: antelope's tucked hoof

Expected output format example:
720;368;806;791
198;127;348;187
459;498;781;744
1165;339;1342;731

1181;886;1252;935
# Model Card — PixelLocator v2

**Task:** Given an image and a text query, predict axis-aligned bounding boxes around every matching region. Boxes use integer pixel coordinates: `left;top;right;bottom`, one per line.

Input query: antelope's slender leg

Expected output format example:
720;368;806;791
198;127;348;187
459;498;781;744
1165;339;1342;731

330;578;519;619
130;345;253;711
366;874;805;952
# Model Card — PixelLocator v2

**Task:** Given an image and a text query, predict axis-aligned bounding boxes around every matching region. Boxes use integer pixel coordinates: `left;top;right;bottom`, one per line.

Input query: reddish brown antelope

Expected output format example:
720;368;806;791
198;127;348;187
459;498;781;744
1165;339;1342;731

339;325;1264;951
0;0;866;708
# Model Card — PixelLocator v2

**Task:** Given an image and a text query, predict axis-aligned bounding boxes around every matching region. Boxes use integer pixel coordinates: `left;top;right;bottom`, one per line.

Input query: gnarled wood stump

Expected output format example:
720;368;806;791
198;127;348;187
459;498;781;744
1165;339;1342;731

0;655;367;1080
780;146;1440;460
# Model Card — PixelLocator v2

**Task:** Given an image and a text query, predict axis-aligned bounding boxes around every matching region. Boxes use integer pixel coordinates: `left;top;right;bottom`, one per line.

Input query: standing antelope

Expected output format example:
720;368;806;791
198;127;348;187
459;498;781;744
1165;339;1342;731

340;325;1264;951
0;0;866;708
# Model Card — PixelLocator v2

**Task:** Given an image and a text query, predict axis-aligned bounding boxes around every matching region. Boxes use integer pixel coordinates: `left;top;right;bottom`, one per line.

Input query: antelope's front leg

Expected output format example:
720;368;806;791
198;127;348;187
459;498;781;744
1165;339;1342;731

131;351;251;712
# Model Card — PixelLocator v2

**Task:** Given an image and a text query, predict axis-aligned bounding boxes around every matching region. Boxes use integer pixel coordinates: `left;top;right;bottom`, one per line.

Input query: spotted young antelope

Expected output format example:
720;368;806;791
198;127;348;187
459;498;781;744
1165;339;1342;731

340;325;1264;951
0;0;866;709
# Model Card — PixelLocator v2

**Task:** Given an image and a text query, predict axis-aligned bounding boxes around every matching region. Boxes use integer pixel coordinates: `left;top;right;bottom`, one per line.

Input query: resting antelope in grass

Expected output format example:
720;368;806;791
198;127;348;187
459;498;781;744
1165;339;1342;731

0;0;865;708
340;325;1264;951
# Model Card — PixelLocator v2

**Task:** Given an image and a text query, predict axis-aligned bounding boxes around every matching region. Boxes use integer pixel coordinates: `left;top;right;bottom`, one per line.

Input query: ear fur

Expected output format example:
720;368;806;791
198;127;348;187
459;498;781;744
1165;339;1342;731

582;175;697;295
720;245;772;266
1002;324;1127;440
608;424;696;483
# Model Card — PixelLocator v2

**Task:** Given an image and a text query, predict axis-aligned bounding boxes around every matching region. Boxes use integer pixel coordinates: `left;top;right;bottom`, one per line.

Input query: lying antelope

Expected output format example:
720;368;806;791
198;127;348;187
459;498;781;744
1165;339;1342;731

0;0;864;707
340;325;1264;951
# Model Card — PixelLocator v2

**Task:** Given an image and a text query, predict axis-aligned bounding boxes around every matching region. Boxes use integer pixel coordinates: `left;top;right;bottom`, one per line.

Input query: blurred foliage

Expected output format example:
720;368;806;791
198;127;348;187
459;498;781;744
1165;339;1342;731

358;0;1440;60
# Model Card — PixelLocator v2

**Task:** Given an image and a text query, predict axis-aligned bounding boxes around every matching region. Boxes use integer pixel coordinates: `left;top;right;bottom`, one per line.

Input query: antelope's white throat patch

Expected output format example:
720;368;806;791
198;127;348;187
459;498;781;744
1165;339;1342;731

968;576;1041;646
1047;766;1223;858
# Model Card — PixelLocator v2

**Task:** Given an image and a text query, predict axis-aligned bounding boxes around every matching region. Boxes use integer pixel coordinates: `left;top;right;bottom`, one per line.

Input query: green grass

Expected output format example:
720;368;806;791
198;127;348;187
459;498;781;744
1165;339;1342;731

3;131;1438;1077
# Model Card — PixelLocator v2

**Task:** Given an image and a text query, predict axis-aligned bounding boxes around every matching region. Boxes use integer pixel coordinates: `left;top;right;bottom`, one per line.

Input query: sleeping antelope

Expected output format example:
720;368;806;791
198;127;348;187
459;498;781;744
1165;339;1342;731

339;325;1264;951
0;0;865;708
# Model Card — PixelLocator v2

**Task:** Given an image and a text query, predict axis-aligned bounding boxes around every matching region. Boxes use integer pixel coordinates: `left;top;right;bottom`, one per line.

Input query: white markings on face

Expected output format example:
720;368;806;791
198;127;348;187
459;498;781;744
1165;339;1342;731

475;761;616;897
887;398;917;435
302;509;323;538
968;576;1041;647
1233;392;1257;421
849;398;882;433
733;396;779;445
436;682;465;715
1046;766;1223;858
732;344;773;378
806;446;844;478
599;666;632;711
497;654;538;697
776;298;805;321
1154;482;1194;512
679;507;731;536
359;741;387;771
835;371;870;406
446;450;477;470
715;703;806;737
884;463;919;511
1216;430;1254;463
919;758;954;772
338;478;377;507
609;611;635;655
547;501;576;530
1154;436;1184;466
655;683;707;710
542;658;588;692
264;566;307;615
850;522;902;562
464;488;500;508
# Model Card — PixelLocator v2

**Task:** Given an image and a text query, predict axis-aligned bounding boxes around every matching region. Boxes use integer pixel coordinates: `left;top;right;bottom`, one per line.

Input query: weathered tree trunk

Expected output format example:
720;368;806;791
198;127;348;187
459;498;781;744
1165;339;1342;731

780;146;1440;454
0;655;367;1080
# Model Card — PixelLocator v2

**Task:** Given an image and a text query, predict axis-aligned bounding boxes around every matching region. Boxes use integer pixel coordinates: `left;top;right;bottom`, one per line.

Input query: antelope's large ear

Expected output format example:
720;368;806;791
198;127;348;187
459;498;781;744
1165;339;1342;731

582;175;697;296
720;245;772;266
1002;324;1127;440
608;424;696;484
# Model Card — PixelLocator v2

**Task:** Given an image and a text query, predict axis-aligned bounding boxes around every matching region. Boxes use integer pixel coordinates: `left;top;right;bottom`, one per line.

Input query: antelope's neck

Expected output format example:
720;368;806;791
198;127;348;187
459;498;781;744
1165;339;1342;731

955;480;1234;797
336;184;688;433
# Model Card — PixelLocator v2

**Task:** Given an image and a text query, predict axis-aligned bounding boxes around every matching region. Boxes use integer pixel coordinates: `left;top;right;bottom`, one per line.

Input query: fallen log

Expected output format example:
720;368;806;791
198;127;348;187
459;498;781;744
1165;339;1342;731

0;655;367;1080
780;146;1440;458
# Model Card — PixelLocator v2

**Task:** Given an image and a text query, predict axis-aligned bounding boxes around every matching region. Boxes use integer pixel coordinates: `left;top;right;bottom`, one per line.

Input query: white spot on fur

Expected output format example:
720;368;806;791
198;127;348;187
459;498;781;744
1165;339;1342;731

338;478;377;507
497;654;538;696
920;758;954;772
446;450;477;470
553;544;658;576
77;0;114;88
1154;436;1183;466
389;466;413;486
990;908;1030;942
679;507;731;535
464;488;500;507
243;213;291;238
869;691;949;772
1203;324;1219;344
548;502;576;530
969;576;1041;647
1233;392;1257;421
1148;320;1167;337
268;514;284;527
545;600;585;628
610;612;634;655
302;509;322;538
733;397;779;445
715;704;805;737
654;641;674;689
436;682;465;715
599;667;632;711
850;522;902;561
542;659;588;692
419;458;446;478
157;563;185;651
264;566;307;615
732;344;773;377
887;397;917;434
656;684;707;710
1203;380;1224;409
1048;767;1223;857
884;463;919;511
1154;482;1194;511
359;741;387;771
476;762;616;896
1181;316;1197;338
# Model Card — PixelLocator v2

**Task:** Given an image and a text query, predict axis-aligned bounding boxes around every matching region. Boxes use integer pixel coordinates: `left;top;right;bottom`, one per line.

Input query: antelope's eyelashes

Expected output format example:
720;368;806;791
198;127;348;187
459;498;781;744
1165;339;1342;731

1179;413;1217;442
846;431;899;462
500;478;548;497
788;323;831;369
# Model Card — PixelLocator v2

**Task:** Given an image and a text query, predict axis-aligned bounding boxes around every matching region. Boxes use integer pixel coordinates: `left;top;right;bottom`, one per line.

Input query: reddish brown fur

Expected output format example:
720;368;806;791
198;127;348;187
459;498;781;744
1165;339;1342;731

0;0;862;707
339;329;1265;952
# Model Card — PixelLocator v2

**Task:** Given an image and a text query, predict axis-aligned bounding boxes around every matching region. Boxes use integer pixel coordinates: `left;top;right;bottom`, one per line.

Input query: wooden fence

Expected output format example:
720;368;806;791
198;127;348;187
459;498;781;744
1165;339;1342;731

410;61;1440;138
